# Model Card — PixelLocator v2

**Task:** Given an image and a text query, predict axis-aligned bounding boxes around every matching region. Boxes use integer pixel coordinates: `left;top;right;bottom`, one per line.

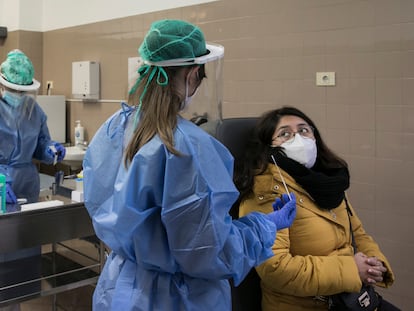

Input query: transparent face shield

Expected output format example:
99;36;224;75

139;42;225;136
0;86;38;123
180;56;223;134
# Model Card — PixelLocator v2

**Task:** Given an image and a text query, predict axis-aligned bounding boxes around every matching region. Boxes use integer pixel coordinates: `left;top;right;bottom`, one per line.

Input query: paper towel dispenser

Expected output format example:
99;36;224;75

72;61;100;100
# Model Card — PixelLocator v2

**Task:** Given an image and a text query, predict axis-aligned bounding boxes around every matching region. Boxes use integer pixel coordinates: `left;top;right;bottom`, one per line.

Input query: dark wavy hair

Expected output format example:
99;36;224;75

234;106;348;201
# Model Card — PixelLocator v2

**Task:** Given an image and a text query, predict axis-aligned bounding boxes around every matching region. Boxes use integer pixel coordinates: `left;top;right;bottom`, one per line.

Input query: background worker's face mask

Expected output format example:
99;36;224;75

1;90;23;108
281;134;317;168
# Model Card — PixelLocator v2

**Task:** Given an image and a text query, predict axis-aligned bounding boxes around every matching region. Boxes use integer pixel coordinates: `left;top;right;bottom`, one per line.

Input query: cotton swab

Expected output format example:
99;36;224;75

270;155;292;200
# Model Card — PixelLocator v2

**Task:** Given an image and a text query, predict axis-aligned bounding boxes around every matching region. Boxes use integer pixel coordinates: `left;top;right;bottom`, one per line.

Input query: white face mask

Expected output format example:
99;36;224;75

181;68;200;111
181;82;198;111
181;87;198;110
281;134;317;168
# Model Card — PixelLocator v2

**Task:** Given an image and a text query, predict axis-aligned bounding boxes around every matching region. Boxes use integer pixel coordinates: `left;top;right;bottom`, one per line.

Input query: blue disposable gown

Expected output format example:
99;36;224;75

0;96;56;203
83;104;277;311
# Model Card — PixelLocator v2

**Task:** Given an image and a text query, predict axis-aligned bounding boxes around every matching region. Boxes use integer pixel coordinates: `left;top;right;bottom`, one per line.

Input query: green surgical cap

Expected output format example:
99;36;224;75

139;19;207;63
0;49;40;91
130;19;224;108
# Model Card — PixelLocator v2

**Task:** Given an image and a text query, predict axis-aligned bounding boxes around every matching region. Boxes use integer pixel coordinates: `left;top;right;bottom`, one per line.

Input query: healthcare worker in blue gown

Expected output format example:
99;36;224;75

0;50;66;311
0;49;66;206
83;19;296;311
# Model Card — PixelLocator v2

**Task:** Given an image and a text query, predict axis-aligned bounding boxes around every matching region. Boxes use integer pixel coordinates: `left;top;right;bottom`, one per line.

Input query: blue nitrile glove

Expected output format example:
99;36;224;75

266;193;296;230
54;143;66;162
6;182;17;204
47;142;66;162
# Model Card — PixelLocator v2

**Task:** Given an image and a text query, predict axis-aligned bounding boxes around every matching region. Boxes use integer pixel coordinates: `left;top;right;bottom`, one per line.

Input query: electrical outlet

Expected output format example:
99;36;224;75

316;72;335;86
46;80;54;89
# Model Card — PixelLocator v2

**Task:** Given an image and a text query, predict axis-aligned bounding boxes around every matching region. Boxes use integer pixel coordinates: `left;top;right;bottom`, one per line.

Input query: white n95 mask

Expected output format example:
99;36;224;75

281;134;317;168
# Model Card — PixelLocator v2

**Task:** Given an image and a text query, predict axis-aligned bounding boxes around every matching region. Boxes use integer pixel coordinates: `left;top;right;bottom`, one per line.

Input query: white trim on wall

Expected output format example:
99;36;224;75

0;0;21;31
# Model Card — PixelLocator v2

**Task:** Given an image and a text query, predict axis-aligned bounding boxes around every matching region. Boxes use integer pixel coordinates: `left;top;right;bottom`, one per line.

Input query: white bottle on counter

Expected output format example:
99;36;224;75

74;120;84;146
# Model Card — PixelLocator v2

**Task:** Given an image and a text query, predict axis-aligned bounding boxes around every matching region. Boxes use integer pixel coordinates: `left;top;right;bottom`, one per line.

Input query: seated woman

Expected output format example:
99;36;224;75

235;106;397;310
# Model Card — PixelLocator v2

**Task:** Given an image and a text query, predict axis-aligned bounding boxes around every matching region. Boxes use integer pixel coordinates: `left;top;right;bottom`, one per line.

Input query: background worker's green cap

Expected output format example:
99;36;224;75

0;49;40;91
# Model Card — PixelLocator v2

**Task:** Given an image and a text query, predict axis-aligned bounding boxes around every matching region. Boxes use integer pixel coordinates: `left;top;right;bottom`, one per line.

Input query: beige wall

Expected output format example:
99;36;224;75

0;30;43;87
0;0;412;308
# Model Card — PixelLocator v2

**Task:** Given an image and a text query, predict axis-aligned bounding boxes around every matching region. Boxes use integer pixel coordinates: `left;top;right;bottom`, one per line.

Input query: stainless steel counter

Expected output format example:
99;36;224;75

1;197;94;253
0;188;104;308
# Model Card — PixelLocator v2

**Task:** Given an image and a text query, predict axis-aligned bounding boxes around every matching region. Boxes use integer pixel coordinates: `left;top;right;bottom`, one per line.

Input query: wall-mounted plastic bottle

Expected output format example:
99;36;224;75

0;173;6;213
74;120;84;146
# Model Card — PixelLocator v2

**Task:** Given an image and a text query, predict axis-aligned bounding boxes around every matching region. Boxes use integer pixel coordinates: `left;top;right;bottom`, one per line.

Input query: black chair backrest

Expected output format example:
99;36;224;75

211;118;263;311
213;117;259;162
213;117;259;218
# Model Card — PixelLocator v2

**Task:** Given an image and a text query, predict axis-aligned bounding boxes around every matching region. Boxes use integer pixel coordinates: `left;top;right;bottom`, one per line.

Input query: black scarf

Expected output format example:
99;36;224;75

270;151;350;210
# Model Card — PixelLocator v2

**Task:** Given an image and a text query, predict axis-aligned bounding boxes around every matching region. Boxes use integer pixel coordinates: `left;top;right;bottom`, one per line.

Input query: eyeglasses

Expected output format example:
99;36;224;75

273;125;314;143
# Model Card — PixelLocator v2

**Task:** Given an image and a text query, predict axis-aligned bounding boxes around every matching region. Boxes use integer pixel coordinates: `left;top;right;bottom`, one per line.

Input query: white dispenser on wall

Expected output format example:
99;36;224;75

74;120;84;146
72;61;100;100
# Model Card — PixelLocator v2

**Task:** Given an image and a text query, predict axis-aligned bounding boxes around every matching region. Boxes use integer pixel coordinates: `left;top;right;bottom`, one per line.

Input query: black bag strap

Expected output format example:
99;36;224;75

344;195;357;253
340;196;402;310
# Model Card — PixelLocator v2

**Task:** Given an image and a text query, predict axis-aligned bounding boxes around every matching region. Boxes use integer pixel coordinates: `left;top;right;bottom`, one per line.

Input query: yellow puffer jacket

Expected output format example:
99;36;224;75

239;164;394;311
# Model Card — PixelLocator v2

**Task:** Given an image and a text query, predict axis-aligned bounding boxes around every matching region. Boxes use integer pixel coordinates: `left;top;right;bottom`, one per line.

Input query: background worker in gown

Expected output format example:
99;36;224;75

0;50;66;310
0;49;66;205
83;19;296;311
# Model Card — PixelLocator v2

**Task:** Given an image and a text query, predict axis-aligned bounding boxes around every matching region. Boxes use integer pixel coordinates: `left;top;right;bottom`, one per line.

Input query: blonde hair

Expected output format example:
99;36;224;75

124;66;188;166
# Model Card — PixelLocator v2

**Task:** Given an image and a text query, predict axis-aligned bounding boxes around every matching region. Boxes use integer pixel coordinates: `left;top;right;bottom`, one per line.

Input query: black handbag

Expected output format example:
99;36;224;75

328;198;382;311
329;284;381;311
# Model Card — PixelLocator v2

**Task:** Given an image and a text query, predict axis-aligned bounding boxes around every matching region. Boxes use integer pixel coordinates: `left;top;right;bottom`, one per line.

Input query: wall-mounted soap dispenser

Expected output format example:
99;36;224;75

72;61;100;100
